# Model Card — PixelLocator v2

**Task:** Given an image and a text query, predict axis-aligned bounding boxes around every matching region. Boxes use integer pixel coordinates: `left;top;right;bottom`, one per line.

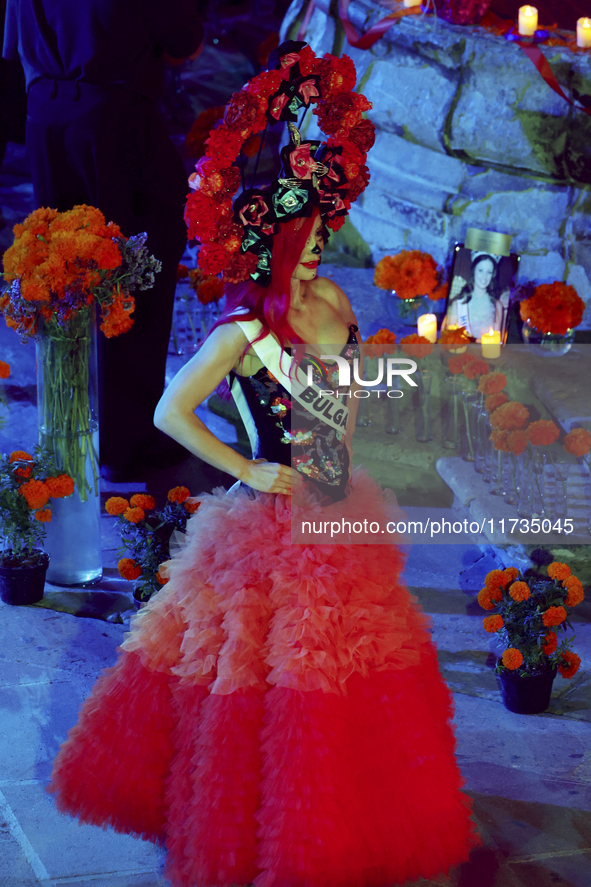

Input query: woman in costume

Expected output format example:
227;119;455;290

49;42;478;887
447;252;505;340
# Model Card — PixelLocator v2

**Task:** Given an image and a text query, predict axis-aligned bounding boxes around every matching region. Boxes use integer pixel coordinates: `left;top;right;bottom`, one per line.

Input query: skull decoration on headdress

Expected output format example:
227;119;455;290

185;41;375;286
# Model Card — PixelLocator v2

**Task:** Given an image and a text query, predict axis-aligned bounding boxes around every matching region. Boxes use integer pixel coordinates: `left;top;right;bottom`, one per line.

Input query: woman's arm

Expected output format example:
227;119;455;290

154;323;297;494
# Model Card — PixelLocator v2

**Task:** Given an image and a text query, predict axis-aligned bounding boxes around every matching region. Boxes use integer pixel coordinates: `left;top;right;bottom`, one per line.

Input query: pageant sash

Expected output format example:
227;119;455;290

227;317;350;457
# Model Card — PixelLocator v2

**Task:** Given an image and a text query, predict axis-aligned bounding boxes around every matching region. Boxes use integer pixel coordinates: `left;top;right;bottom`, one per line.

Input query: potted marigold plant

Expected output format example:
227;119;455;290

105;486;200;605
0;205;161;586
520;281;584;355
0;449;75;604
478;562;584;714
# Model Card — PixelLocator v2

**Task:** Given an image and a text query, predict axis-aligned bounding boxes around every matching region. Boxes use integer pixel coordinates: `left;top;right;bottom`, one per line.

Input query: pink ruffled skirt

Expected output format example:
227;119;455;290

49;472;478;886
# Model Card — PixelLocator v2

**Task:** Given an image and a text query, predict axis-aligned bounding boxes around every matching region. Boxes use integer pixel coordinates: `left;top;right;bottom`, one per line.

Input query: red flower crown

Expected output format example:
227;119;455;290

184;41;375;286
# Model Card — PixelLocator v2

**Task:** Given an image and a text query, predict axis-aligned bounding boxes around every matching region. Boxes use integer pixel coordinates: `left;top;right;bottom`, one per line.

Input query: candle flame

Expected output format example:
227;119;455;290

583;17;591;27
488;328;494;336
524;5;536;15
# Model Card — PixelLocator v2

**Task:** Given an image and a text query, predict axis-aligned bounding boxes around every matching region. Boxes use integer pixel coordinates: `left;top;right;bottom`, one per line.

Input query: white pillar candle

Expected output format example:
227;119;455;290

403;0;422;7
518;5;538;36
577;17;591;48
417;313;437;344
481;329;501;359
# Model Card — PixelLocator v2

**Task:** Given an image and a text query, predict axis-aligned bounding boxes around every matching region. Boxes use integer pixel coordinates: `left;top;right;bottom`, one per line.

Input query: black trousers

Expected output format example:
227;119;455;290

26;78;188;469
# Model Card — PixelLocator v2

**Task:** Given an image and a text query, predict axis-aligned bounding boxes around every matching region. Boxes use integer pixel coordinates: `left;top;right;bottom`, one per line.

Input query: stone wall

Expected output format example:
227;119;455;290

281;1;591;326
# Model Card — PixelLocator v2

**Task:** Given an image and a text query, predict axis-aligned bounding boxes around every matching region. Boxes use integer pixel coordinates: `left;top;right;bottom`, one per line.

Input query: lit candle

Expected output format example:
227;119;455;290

403;0;421;7
577;17;591;48
518;5;538;36
417;313;437;344
481;328;501;359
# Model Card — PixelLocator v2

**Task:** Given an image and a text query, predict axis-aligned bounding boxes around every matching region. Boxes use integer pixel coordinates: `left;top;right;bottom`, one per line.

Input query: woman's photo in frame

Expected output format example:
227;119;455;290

444;229;519;342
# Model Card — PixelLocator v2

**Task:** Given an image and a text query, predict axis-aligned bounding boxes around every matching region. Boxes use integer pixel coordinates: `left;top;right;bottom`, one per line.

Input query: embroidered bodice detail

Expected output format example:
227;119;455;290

229;325;359;501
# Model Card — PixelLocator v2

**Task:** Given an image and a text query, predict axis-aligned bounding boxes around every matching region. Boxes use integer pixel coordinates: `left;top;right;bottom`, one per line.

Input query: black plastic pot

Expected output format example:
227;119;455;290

0;551;49;605
496;664;557;715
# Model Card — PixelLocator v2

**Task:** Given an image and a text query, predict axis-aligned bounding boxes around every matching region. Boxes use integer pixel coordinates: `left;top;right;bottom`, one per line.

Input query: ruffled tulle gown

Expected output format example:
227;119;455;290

49;324;478;886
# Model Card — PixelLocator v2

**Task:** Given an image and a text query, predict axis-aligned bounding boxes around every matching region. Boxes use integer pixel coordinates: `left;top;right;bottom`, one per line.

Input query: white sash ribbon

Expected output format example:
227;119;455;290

226;316;350;457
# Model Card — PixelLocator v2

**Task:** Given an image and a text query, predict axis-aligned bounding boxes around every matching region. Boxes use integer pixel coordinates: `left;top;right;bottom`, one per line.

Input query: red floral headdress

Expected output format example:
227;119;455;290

184;41;375;286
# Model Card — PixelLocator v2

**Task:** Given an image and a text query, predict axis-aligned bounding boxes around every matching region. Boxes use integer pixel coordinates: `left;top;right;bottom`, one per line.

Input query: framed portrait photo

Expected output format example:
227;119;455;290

443;229;520;343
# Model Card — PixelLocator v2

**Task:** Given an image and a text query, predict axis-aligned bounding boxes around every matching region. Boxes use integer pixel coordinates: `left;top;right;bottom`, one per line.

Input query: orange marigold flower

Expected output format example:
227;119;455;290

105;496;129;516
543;605;567;627
563;578;585;608
118;558;142;581
463;358;489;380
399;334;432;359
156;567;169;585
506;430;528;457
477;587;495;610
9;450;33;463
485;392;509;414
563;428;591;458
490;401;530;431
485;569;509;590
177;263;190;281
20;479;50;510
440;325;470;349
542;631;557;656
502;648;523;670
184;500;201;514
130;493;156;511
478;372;507;395
502;567;520;583
34;508;52;522
491;428;510;452
509;581;530;602
483;614;504;633
373;251;439;300
547;561;571;582
520;282;584;336
526;419;560;447
168;485;190;504
123;506;145;523
558;651;581;679
45;474;75;499
196;276;225;305
0;360;10;378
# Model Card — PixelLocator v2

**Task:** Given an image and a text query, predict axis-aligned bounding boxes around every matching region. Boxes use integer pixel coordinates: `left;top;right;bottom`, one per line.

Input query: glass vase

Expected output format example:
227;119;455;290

384;393;402;435
442;375;462;450
396;294;425;327
460;391;479;462
415;370;433;443
490;449;509;497
36;311;102;585
505;453;520;506
521;321;575;357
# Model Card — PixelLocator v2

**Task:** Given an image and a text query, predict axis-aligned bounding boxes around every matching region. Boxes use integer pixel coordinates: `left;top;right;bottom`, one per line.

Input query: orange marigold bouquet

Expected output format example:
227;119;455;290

563;427;591;462
1;206;162;499
0;449;74;566
519;281;584;336
364;328;397;358
373;250;440;301
105;486;200;604
478;563;584;678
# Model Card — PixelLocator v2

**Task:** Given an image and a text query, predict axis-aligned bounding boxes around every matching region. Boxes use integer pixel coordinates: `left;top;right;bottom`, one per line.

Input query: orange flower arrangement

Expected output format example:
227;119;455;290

563;428;591;459
506;429;528;456
463;358;489;381
479;563;583;679
106;487;200;604
558;651;581;679
520;281;584;335
194;275;225;306
489;401;530;431
526;420;560;447
399;334;433;359
0;449;75;565
490;429;509;452
373;251;440;300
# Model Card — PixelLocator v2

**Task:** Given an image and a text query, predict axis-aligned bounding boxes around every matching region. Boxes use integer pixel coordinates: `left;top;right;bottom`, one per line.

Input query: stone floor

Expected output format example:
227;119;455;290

1;15;591;887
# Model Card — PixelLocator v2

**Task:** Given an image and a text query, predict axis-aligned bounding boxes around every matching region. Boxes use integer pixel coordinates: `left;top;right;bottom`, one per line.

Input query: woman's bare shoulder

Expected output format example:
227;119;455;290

312;275;355;318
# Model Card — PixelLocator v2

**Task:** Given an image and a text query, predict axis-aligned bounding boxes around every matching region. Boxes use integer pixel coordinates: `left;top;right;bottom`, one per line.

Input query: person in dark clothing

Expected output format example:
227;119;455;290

2;0;205;480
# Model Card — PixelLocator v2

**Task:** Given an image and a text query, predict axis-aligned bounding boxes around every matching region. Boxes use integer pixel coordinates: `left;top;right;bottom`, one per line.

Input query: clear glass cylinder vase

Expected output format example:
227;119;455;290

460;391;479;462
36;311;102;585
442;375;462;450
415;370;433;443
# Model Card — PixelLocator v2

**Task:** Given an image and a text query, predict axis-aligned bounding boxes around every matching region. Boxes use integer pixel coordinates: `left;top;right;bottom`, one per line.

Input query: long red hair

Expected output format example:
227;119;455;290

211;208;321;350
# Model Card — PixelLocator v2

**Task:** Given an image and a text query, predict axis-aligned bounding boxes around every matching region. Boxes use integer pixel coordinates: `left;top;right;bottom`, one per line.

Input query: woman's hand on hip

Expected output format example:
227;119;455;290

241;459;302;495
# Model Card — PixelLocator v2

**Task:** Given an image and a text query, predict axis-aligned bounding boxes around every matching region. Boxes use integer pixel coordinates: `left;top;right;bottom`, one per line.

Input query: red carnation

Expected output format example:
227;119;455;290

198;243;229;276
223;250;260;283
347;120;376;154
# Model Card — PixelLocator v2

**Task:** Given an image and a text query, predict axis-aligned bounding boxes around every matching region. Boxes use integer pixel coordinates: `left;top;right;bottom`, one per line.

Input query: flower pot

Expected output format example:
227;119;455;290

521;321;575;357
0;551;49;605
496;664;557;714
